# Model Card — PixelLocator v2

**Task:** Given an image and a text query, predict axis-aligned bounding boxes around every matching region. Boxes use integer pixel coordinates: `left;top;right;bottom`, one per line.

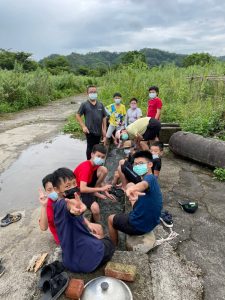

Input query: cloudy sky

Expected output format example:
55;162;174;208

0;0;225;60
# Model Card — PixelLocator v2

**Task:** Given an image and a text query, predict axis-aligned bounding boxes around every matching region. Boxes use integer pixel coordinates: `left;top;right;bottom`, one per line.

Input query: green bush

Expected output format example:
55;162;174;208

213;168;225;181
63;115;83;136
0;69;96;113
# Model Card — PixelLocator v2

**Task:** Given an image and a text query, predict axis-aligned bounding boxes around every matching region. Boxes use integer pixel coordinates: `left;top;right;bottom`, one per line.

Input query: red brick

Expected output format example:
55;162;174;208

65;279;84;299
105;262;137;282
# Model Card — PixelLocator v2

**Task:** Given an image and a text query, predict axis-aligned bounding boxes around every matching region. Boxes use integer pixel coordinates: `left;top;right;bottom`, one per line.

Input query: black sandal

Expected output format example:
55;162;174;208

41;272;69;300
38;260;65;289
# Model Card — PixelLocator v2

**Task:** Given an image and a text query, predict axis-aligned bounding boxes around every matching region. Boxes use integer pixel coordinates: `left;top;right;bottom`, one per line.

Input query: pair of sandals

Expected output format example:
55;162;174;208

0;213;22;227
39;261;69;300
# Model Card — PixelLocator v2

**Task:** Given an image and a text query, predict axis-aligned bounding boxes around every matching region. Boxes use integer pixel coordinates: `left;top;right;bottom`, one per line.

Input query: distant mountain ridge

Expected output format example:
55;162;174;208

40;48;186;70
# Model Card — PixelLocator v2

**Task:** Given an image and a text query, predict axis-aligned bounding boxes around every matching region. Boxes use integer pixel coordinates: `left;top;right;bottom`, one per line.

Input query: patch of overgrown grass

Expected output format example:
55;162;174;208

213;168;225;181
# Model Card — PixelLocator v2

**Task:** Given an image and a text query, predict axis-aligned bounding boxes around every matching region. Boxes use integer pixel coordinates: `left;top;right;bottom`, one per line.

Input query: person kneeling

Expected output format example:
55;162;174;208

108;151;162;246
52;168;115;273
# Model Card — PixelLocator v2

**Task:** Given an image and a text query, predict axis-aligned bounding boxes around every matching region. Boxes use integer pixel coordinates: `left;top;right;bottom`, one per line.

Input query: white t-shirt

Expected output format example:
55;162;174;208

125;108;142;126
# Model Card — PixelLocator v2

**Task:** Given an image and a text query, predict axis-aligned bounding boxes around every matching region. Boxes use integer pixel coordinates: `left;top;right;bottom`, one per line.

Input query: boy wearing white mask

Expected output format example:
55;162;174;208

105;93;126;145
108;151;162;246
147;86;162;120
125;97;142;127
150;141;164;178
76;85;107;159
74;144;114;222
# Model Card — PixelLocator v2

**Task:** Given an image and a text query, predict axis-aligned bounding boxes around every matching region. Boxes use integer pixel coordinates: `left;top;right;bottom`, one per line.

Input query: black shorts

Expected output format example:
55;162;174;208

80;170;98;209
80;193;95;209
121;161;142;184
97;236;115;268
113;213;145;235
143;118;161;141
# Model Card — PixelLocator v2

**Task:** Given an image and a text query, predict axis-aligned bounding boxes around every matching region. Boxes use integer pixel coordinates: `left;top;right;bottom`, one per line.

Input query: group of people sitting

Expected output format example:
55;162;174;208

38;85;164;273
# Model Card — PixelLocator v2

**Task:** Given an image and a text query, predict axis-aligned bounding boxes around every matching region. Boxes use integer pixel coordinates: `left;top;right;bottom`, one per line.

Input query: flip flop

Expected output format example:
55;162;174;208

0;262;5;278
38;260;65;289
41;272;69;300
0;213;22;227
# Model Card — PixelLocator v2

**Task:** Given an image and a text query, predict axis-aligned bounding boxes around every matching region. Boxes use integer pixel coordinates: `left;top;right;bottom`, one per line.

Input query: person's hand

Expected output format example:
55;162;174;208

102;136;106;144
87;223;103;236
65;192;87;215
126;186;145;202
104;190;117;202
101;184;112;192
82;126;90;134
39;188;48;207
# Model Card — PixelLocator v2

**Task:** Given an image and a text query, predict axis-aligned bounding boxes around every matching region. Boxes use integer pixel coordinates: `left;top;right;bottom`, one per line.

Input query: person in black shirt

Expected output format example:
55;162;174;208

76;86;107;159
150;141;164;178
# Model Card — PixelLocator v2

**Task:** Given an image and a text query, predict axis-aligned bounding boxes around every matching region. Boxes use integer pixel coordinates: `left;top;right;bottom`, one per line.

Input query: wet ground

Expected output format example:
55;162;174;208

0;94;225;299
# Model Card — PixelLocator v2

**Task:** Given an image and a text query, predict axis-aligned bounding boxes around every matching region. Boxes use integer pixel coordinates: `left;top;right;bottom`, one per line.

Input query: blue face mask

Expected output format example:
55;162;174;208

121;133;129;140
48;191;58;201
93;157;105;166
152;154;159;159
133;163;148;176
149;92;156;99
89;93;98;101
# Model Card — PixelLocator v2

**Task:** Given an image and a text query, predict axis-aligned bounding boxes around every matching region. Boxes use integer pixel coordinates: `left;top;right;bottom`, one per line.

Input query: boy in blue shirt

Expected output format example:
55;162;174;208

108;151;162;245
52;168;115;273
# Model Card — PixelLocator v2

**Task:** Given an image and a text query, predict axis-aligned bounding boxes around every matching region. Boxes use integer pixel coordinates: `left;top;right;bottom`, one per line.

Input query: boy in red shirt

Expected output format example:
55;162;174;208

74;144;113;223
147;86;162;120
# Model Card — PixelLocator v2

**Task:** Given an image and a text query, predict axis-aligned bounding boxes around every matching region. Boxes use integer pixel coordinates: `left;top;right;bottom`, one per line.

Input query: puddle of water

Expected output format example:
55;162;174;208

0;134;86;215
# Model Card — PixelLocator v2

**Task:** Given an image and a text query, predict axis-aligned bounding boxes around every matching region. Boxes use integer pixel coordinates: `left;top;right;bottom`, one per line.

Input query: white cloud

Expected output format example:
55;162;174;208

0;0;224;59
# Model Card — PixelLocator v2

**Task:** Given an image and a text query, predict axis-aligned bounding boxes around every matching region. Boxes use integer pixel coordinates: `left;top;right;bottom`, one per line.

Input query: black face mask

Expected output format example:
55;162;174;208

64;187;80;199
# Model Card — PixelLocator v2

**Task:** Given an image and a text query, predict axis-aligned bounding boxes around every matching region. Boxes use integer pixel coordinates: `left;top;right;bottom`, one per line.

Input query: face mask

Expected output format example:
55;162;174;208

124;149;131;155
48;191;58;201
114;98;121;104
89;93;98;101
152;154;159;159
121;133;129;140
149;92;156;99
133;163;148;176
93;157;105;166
130;104;137;109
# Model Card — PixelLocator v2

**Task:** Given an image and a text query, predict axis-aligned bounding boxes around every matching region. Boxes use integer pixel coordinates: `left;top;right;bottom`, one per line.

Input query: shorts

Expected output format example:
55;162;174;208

80;170;98;209
142;118;161;141
113;213;145;235
121;161;142;184
97;236;115;268
80;193;95;209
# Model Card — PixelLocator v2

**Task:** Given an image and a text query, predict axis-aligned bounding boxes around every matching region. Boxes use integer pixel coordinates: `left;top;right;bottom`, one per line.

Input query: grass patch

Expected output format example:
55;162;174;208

213;168;225;181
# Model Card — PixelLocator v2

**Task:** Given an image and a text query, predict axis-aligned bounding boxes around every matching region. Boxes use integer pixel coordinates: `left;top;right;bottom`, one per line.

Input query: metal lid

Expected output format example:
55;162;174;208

80;276;133;300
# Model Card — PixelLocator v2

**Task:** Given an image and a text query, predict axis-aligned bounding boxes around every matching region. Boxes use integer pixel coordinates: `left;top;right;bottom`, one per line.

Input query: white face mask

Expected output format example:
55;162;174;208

114;98;121;104
89;93;98;101
152;154;159;159
149;92;157;99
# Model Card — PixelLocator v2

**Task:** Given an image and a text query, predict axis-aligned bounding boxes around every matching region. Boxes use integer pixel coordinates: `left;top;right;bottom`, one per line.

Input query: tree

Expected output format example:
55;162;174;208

183;53;215;67
121;51;146;65
41;55;70;74
0;49;38;71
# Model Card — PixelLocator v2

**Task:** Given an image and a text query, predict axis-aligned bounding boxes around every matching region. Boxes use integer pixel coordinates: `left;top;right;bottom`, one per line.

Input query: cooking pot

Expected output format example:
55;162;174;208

80;276;133;300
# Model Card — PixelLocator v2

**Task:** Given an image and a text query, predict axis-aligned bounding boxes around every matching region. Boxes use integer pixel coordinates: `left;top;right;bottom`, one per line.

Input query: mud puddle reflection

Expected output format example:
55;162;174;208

0;134;86;215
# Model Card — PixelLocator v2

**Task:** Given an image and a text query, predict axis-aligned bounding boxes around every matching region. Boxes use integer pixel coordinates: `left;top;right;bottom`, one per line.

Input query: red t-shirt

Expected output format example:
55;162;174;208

147;97;163;119
74;160;99;187
46;198;60;244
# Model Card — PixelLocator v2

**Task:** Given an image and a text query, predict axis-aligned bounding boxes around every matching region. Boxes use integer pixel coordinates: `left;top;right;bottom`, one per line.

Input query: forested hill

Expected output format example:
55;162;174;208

40;48;186;71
